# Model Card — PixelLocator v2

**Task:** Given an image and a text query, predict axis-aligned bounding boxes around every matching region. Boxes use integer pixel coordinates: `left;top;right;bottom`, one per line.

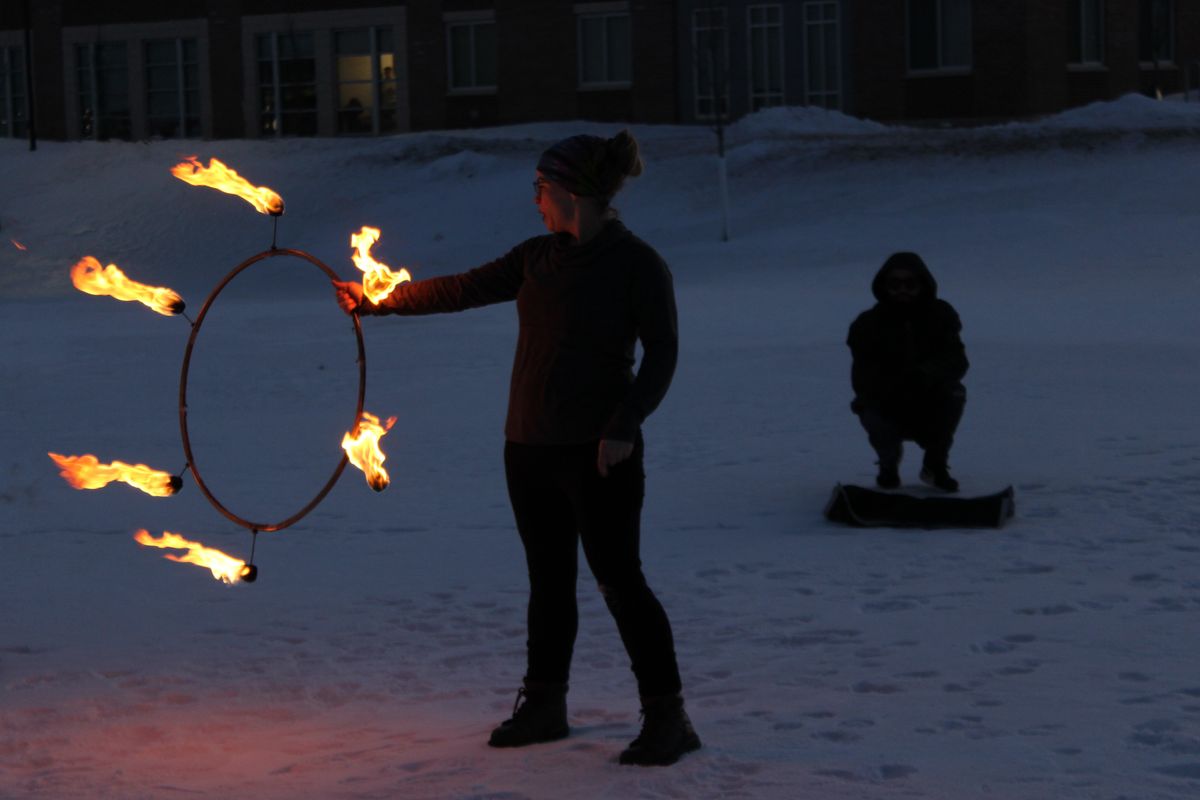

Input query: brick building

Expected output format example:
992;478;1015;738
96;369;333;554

844;0;1200;122
0;0;676;141
676;0;1200;124
0;1;1197;142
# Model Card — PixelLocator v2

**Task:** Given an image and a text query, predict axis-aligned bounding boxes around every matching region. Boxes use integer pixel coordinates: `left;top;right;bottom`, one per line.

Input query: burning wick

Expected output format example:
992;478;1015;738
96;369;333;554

134;529;254;584
170;156;285;216
49;452;182;497
350;226;412;304
11;239;26;251
71;256;186;316
342;411;397;491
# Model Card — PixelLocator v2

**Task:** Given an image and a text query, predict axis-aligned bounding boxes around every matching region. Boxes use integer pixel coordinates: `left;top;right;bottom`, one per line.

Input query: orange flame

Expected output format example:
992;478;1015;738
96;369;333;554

351;226;412;304
134;529;251;584
49;452;180;497
170;156;284;215
71;256;185;316
341;411;397;491
11;239;26;251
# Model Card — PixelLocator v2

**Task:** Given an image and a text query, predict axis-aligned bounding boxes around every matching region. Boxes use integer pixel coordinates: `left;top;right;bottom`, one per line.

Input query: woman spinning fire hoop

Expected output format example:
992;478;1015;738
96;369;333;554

333;130;699;766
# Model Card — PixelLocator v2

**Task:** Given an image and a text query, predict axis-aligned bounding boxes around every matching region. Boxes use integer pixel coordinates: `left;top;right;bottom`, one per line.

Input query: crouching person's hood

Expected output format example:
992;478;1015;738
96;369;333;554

871;251;939;302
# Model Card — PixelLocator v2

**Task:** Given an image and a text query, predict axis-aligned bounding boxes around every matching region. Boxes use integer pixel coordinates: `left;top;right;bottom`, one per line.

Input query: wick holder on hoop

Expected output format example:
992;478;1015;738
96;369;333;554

178;248;365;533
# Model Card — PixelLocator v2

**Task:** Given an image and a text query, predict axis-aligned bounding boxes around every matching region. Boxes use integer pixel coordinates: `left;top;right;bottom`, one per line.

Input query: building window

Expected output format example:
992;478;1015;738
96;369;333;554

1139;0;1174;63
447;19;496;92
908;0;971;72
693;7;729;118
0;46;26;138
578;12;631;87
748;5;784;111
77;42;131;140
257;31;316;137
1069;0;1104;65
804;1;841;109
145;38;200;138
336;27;399;135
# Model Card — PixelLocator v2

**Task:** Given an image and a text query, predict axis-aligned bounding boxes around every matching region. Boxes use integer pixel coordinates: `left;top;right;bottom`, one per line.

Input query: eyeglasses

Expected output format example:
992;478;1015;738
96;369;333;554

532;178;551;200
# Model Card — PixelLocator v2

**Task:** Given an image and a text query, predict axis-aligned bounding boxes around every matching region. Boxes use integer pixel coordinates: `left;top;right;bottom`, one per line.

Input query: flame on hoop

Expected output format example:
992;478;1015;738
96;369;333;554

71;256;185;316
350;226;412;304
48;453;180;497
134;529;252;584
342;411;397;491
171;156;284;215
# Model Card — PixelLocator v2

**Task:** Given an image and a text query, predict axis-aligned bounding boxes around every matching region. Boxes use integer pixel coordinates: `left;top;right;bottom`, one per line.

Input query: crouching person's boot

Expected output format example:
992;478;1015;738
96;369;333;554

618;693;702;766
488;679;569;747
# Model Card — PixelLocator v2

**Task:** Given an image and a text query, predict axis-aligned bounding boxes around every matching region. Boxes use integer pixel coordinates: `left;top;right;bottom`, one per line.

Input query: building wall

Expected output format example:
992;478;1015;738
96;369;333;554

2;1;413;141
631;0;678;123
849;0;1200;123
497;0;576;124
407;0;473;130
6;1;1200;140
970;0;1028;118
238;6;410;138
1;1;69;140
207;0;244;138
1179;2;1200;96
1144;0;1200;97
1106;0;1143;99
495;0;675;127
62;18;213;139
374;1;677;131
676;1;855;123
847;0;905;119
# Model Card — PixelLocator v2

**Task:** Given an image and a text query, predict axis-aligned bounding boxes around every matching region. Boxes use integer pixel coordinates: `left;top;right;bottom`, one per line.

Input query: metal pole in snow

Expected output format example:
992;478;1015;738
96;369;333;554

716;151;730;243
709;4;730;243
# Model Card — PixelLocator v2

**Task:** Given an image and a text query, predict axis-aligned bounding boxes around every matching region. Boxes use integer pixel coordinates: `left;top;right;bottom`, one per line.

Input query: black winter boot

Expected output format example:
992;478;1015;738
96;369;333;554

618;694;702;766
920;463;959;493
488;680;569;748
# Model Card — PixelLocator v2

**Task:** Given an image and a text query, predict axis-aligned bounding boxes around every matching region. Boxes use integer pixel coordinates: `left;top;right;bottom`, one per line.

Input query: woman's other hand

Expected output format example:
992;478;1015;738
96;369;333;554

597;439;634;477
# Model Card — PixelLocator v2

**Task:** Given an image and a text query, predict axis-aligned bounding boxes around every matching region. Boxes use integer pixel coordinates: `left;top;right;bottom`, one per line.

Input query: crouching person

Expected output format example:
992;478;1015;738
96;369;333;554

847;252;969;492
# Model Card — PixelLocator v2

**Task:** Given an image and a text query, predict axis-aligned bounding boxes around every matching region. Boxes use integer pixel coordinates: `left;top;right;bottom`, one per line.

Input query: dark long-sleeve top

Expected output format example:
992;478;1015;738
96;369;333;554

847;258;968;409
848;299;968;408
360;219;678;445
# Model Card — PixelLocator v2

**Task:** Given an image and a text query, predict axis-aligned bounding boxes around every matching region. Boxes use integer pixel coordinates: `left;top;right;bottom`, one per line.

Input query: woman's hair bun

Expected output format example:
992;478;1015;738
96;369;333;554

608;129;643;178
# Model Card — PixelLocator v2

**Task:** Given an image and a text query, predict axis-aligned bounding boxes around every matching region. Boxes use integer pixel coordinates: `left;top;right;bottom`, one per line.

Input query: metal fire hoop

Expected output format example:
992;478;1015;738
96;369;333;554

179;248;366;533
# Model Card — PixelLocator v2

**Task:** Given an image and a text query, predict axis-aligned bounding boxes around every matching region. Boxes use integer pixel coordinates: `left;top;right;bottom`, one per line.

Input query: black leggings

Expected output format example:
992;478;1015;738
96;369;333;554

503;436;682;698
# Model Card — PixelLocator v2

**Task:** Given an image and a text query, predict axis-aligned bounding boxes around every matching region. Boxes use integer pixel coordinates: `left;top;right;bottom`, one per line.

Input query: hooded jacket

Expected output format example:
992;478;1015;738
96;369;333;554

361;219;677;445
847;252;968;411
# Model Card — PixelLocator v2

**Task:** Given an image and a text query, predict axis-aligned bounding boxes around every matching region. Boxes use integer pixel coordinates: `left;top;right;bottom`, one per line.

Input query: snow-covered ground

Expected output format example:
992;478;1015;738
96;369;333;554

3;94;1200;798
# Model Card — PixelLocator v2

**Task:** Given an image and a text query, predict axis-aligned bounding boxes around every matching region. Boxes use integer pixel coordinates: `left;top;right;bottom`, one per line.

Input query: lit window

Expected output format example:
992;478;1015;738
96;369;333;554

336;27;399;135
